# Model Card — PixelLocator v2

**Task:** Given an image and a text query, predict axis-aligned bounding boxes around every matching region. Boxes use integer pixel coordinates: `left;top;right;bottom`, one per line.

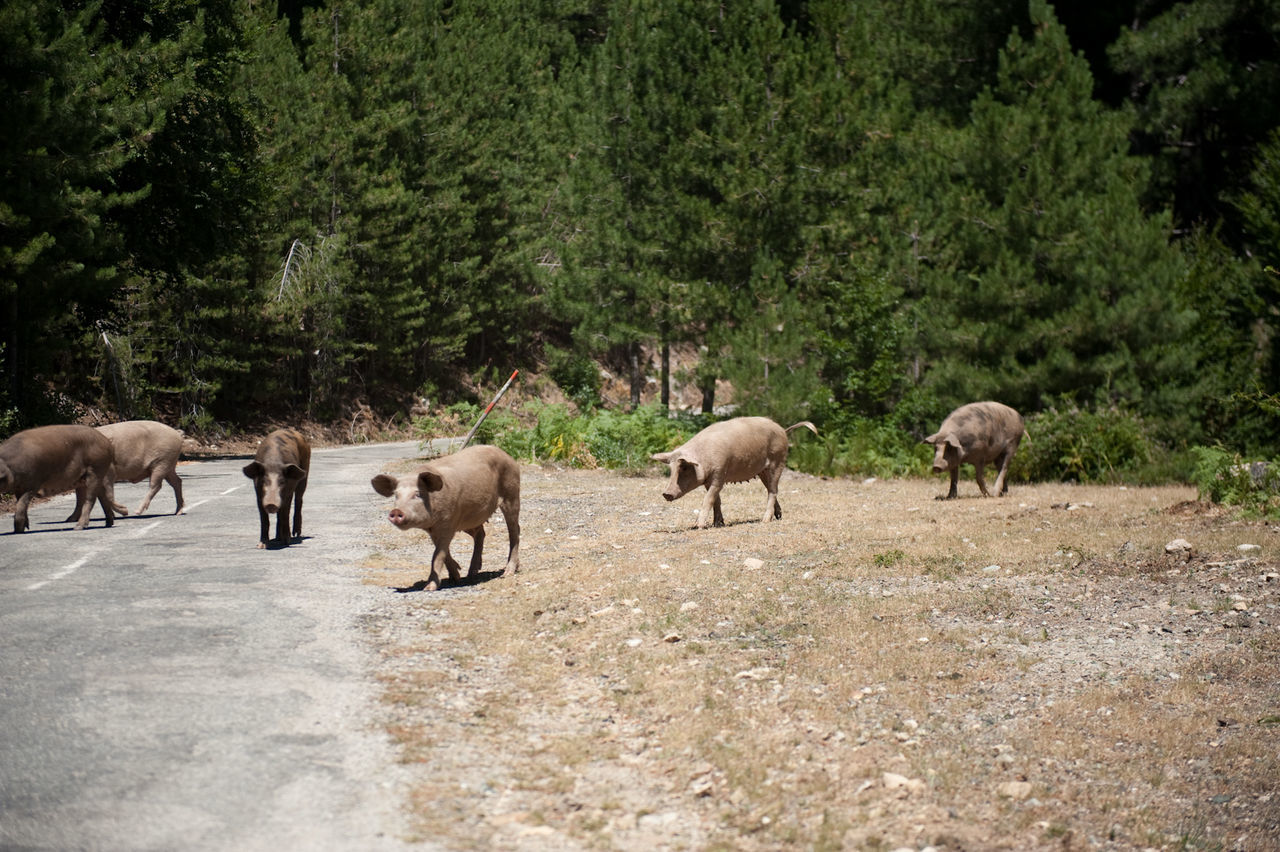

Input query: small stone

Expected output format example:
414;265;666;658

662;632;682;643
743;557;765;571
882;772;926;794
983;564;1001;573
997;780;1033;800
1238;543;1261;552
680;601;700;612
1165;539;1193;554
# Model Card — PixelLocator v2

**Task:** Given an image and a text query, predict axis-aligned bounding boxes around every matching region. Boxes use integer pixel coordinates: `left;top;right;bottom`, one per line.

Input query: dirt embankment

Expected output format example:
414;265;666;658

362;468;1280;851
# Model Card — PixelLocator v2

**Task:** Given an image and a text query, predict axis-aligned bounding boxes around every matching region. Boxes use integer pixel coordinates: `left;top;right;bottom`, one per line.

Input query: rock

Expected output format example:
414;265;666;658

882;772;926;794
680;601;699;612
1237;543;1261;552
662;632;682;643
743;557;765;571
997;780;1033;800
1165;539;1193;554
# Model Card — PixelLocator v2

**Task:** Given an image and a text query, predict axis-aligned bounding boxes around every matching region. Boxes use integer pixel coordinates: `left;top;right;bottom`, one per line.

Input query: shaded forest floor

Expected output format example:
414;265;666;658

361;466;1279;851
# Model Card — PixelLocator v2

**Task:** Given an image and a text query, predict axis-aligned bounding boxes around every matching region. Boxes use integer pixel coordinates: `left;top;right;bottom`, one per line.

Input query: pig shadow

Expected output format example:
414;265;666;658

392;568;507;594
259;535;310;550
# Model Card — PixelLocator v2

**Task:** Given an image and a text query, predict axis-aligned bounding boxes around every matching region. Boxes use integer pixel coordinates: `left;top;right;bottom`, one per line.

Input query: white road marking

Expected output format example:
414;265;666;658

27;552;97;591
129;521;163;539
220;486;242;495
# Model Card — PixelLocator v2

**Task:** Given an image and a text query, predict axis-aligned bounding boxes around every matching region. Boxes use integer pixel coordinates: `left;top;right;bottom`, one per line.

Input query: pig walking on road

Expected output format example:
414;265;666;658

65;420;185;520
923;401;1026;500
370;445;521;591
0;424;125;533
243;428;310;549
651;416;818;529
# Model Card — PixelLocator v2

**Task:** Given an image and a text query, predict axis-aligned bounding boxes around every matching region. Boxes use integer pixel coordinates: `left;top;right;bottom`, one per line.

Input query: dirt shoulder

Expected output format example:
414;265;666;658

360;467;1279;851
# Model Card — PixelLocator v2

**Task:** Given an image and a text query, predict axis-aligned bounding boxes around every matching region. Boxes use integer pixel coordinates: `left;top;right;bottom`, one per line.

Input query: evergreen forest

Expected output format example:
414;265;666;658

5;0;1280;471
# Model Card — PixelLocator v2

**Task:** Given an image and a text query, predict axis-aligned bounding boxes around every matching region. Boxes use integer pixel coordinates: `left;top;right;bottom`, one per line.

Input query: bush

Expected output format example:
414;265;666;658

1011;404;1154;483
1189;445;1280;517
545;346;602;411
414;400;517;449
788;416;928;478
495;404;705;472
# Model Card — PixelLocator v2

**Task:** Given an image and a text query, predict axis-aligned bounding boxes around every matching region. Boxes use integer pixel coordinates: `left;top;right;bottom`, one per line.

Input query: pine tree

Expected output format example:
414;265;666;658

909;2;1196;430
1;1;161;423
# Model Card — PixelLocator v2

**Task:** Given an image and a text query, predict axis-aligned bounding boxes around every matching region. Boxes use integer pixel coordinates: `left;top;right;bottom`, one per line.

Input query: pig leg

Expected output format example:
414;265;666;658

255;492;271;549
166;470;185;514
274;492;293;546
501;498;521;574
137;467;167;514
696;480;725;528
942;465;959;500
64;486;90;523
13;491;34;533
465;525;486;577
760;468;784;522
423;531;462;590
80;473;114;529
291;479;305;540
973;461;992;498
992;450;1013;496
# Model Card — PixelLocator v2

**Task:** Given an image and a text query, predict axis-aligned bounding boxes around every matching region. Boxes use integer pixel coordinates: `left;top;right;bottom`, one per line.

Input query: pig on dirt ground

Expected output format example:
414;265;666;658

651;416;818;529
242;428;310;549
65;420;184;520
370;444;521;592
923;401;1026;500
0;424;125;533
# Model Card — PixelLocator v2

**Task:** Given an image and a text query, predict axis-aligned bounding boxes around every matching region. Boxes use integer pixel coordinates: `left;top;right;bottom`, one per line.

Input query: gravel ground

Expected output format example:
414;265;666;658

358;463;1279;851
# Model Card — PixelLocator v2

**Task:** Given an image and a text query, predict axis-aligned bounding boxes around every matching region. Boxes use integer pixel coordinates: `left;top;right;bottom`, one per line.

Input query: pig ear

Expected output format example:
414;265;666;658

678;456;704;481
283;464;306;481
418;470;445;493
371;474;396;497
651;451;673;463
243;461;264;479
943;433;963;450
922;433;939;445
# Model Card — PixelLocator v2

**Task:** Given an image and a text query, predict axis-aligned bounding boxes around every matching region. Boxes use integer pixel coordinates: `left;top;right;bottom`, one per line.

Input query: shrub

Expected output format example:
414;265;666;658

1011;404;1154;483
788;416;929;478
495;404;704;472
545;346;602;411
1189;445;1280;517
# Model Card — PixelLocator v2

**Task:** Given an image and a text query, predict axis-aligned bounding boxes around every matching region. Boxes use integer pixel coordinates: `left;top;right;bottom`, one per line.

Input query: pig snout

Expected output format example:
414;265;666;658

388;507;407;526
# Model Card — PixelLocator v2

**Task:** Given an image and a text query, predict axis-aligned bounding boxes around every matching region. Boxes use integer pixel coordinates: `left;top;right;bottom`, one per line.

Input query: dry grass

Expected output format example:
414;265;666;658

362;465;1280;851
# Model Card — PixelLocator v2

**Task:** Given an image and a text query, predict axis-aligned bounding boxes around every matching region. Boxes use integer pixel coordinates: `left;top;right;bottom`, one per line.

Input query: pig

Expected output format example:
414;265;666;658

650;416;818;528
64;420;184;520
0;424;124;533
370;444;521;591
923;401;1026;500
242;428;310;549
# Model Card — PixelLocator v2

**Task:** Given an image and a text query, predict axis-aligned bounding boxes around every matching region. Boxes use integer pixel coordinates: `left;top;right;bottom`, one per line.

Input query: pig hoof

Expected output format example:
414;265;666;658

257;541;267;549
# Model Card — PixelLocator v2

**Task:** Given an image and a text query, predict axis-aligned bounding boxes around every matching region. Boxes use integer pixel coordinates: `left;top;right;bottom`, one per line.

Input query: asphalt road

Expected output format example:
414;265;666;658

0;440;436;852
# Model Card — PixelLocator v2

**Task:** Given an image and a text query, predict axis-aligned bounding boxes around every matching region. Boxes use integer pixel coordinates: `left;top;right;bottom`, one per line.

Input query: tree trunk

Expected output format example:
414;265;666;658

660;341;670;409
629;341;643;410
700;376;715;414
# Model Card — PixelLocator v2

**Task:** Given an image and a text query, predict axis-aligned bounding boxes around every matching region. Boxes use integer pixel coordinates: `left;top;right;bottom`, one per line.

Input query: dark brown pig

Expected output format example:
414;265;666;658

651;416;817;528
0;424;124;533
923;401;1025;500
65;420;184;519
370;445;520;591
242;428;310;549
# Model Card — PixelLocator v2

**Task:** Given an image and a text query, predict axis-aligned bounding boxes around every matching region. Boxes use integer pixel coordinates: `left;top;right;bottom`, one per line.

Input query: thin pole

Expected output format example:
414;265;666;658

460;370;519;450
